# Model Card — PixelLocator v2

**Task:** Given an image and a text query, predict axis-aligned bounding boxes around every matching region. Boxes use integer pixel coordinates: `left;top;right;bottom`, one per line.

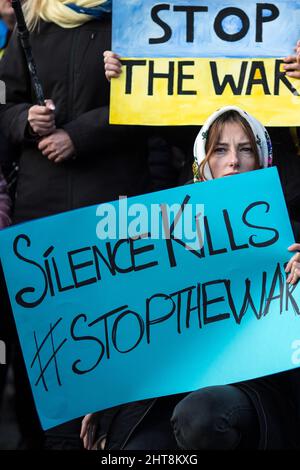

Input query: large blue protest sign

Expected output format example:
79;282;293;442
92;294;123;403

112;0;299;58
0;167;299;429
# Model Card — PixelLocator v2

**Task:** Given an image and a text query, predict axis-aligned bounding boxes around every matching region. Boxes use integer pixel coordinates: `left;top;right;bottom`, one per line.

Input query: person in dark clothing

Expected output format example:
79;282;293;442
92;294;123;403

0;176;12;402
268;127;300;240
0;12;153;225
0;0;17;442
0;0;170;449
171;107;300;451
263;34;300;239
81;107;300;451
0;0;18;202
79;43;300;452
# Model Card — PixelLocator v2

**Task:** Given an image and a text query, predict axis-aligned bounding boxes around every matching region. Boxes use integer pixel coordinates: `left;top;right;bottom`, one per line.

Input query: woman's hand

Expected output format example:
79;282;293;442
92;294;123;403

38;129;75;163
80;413;97;450
285;243;300;285
283;39;300;79
103;50;122;81
28;99;56;136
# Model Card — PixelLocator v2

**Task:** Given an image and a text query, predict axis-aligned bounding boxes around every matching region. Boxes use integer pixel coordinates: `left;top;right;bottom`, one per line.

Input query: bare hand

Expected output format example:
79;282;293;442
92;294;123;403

285;243;300;284
283;39;300;79
28;99;56;136
38;129;75;163
103;50;122;81
80;413;97;450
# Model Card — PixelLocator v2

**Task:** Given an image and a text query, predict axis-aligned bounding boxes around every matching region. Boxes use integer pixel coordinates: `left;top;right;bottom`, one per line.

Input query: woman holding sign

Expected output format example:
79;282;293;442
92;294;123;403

104;44;300;241
0;0;169;450
171;106;300;450
81;105;300;450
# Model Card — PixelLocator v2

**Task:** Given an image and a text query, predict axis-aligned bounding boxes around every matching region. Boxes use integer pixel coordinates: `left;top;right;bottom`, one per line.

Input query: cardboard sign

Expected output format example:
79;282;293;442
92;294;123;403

0;168;299;429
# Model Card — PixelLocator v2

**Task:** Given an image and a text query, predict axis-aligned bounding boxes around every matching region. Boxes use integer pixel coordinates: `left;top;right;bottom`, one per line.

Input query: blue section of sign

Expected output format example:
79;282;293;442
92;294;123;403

112;0;300;58
0;168;299;429
0;20;8;49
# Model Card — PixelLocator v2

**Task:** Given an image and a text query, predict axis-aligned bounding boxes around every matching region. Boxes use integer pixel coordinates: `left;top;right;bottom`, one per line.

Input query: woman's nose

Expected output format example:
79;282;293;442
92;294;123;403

228;149;239;166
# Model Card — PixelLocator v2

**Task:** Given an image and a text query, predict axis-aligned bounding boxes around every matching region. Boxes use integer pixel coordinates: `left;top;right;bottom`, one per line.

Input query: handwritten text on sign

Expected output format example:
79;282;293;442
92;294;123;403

110;0;300;125
0;168;299;429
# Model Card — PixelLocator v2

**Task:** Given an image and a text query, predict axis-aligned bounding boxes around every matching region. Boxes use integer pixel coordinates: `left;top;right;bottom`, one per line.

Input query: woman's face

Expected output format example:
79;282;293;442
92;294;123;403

208;121;257;179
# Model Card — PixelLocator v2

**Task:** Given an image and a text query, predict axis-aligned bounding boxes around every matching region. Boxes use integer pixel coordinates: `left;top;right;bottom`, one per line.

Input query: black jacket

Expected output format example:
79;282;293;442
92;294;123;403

268;127;300;239
92;371;300;450
0;19;151;223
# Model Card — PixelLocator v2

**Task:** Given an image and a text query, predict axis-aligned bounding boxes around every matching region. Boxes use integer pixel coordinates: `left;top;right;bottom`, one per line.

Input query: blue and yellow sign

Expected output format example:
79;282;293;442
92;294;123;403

110;0;300;125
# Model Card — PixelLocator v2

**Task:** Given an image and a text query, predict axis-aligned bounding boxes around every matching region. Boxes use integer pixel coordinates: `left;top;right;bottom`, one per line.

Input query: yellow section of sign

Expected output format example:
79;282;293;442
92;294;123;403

110;58;300;126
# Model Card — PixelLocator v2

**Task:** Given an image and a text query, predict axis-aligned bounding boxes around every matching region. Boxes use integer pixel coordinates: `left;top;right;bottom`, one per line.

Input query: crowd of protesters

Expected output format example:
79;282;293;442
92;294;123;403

0;0;300;450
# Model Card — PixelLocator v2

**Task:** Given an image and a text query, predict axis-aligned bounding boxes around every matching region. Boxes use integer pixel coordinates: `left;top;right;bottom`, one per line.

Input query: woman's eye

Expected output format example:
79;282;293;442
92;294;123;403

240;147;253;153
214;147;226;154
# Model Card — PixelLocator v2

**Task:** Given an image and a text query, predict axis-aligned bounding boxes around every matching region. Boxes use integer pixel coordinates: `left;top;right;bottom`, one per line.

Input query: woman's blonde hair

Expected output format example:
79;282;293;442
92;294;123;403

198;110;260;181
23;0;44;31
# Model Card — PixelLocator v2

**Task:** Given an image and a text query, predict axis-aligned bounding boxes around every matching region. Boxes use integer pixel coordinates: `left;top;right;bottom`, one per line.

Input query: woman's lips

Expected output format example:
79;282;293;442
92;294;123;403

223;172;239;176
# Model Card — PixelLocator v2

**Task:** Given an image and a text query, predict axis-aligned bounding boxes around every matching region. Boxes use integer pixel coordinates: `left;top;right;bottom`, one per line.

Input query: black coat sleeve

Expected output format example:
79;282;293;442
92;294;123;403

61;106;147;157
0;29;32;145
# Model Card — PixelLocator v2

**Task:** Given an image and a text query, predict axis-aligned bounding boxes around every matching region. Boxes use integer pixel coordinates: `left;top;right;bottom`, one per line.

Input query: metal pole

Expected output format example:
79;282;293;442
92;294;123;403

12;0;45;105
